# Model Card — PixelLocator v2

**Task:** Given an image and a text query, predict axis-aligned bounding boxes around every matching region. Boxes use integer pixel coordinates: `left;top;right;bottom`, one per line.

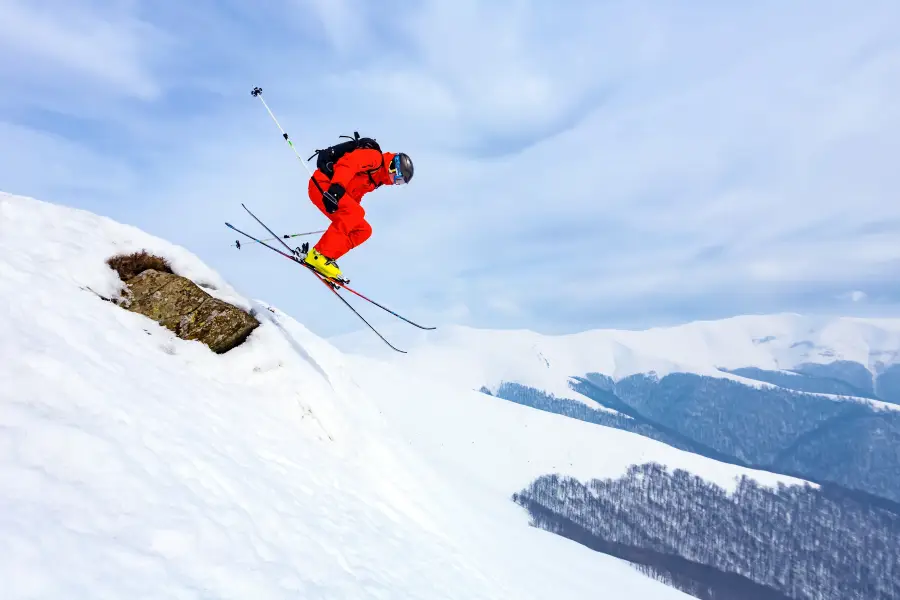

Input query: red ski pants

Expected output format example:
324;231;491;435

307;178;373;260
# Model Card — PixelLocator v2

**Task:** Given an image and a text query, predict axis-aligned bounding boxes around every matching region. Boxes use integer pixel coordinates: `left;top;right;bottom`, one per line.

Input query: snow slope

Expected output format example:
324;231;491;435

1;192;807;599
332;312;900;405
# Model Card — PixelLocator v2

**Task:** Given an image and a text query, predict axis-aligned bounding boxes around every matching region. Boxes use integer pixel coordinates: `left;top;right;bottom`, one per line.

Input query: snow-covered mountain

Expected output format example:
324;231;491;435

332;312;900;407
3;191;819;599
9;191;900;600
333;298;900;519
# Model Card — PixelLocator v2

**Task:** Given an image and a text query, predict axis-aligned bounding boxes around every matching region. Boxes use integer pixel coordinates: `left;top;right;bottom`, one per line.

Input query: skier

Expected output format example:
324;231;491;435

304;139;414;279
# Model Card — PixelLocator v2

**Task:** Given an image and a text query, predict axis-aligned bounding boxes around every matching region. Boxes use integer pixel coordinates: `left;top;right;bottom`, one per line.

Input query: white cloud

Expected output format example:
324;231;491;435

297;0;372;55
0;0;164;100
0;121;138;207
840;290;869;303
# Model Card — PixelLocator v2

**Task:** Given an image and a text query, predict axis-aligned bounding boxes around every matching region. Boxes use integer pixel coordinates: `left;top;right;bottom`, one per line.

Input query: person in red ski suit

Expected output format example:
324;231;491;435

304;147;414;279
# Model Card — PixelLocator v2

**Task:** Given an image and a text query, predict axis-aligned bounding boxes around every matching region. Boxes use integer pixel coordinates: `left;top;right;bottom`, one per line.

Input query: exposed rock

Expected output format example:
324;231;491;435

116;268;259;353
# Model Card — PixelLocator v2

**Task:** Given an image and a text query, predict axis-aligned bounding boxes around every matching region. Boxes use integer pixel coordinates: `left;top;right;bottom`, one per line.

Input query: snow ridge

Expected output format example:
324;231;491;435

333;313;900;406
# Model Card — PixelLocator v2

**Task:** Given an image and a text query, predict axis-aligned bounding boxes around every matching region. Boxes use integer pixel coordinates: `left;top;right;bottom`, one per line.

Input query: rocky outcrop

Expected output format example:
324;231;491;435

115;268;259;353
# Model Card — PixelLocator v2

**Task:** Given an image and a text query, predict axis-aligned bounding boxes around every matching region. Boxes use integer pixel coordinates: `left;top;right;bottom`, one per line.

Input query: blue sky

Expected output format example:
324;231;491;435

3;0;900;339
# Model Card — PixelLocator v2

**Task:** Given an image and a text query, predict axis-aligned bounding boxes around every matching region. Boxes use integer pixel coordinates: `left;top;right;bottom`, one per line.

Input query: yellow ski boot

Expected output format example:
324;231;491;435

304;248;342;280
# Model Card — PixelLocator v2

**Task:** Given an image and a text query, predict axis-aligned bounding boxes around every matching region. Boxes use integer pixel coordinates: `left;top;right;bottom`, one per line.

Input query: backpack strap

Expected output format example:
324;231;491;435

306;133;356;161
346;132;384;186
364;153;385;187
307;132;382;181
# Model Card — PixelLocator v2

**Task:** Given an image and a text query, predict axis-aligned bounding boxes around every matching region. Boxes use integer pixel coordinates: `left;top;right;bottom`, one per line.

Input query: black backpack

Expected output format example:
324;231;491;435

308;132;382;179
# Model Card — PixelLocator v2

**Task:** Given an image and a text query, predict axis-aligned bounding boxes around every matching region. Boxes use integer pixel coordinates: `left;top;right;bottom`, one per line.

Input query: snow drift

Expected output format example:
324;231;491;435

1;192;805;599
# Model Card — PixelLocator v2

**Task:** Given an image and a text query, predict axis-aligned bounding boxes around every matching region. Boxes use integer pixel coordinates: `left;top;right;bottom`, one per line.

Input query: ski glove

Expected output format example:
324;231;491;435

323;183;344;214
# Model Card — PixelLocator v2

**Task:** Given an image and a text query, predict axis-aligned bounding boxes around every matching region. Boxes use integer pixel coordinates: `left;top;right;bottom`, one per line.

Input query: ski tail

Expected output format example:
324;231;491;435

225;222;298;263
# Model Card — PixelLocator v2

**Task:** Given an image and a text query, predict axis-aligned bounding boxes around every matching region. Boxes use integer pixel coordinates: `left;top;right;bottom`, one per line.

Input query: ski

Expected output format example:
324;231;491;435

226;207;434;352
226;220;407;352
237;204;435;330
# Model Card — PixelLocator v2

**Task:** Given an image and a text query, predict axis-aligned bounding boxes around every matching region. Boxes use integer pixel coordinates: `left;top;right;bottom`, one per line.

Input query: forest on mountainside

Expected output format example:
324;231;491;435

513;462;900;600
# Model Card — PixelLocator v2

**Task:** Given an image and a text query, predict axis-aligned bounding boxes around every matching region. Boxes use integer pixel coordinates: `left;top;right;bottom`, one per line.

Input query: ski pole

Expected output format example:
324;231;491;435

233;230;326;250
265;230;326;241
251;86;316;178
250;86;339;217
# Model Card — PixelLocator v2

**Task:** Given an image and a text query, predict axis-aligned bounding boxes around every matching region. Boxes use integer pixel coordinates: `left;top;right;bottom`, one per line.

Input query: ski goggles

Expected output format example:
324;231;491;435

389;154;408;185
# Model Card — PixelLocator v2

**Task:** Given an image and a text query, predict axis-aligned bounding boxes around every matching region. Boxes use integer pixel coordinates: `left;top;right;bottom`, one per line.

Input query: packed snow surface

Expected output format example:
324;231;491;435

1;192;808;599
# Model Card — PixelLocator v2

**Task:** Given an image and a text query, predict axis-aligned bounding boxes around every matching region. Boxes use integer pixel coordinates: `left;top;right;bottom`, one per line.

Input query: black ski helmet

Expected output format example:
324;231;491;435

391;152;414;184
